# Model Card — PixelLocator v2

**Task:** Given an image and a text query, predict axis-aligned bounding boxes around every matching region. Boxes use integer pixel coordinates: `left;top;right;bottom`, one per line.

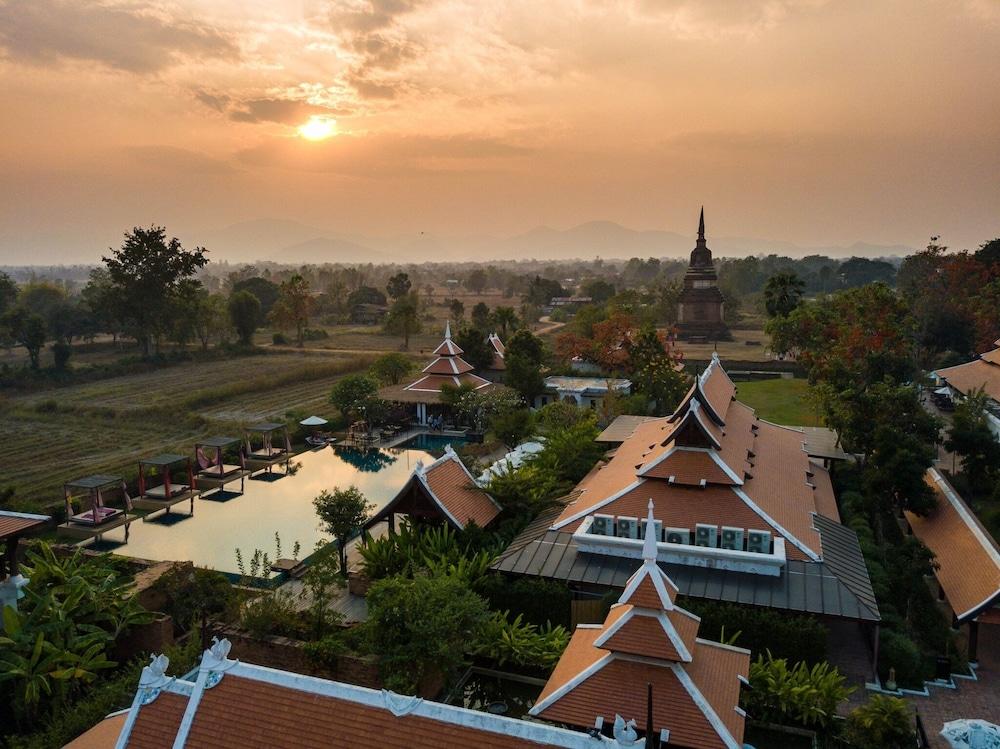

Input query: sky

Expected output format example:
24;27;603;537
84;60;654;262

1;0;999;264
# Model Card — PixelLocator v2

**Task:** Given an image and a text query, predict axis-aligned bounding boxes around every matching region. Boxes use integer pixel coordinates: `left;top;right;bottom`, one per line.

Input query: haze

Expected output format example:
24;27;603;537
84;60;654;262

1;0;999;264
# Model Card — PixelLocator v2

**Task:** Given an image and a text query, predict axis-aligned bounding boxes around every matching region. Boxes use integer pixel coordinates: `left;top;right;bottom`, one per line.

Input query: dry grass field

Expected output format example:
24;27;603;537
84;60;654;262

1;351;374;512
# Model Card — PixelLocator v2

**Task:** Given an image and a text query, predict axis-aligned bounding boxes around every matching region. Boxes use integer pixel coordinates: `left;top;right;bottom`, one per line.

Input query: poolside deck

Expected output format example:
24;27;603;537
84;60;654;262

133;489;199;517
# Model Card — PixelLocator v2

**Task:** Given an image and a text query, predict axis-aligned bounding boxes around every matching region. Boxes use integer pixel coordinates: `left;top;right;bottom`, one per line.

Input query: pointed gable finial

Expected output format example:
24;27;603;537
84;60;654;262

698;206;705;240
642;498;658;561
444;320;452;340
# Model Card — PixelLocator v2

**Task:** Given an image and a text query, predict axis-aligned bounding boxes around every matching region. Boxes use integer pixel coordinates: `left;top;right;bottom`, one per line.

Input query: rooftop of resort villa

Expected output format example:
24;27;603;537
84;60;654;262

493;355;880;625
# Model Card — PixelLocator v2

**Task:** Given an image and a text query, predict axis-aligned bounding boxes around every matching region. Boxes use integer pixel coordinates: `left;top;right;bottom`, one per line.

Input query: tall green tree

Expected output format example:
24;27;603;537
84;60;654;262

1;308;46;369
945;388;1000;496
763;271;805;318
330;374;378;421
0;272;17;316
370;353;412;385
491;306;518;337
386;272;412;301
231;277;280;324
505;329;545;402
103;227;208;356
228;290;261;346
470;302;491;331
384;292;421;350
270;274;314;347
313;487;374;576
465;269;487;293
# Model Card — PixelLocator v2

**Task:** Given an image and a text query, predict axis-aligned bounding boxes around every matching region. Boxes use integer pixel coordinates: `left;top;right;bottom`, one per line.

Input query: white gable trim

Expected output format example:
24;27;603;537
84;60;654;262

669;662;742;749
619;561;678;609
551;479;645;531
732;487;820;561
526;652;616;718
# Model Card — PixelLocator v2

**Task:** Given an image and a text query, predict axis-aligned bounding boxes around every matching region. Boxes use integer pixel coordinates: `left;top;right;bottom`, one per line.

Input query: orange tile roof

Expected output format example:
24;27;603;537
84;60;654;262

700;362;736;423
63;713;127;748
0;511;49;539
404;372;491;392
979;347;1000;366
685;640;750;746
905;469;1000;621
621;569;677;609
422;356;475;375
599;605;690;661
423;455;500;529
937;356;1000;402
640;448;739;486
127;692;188;749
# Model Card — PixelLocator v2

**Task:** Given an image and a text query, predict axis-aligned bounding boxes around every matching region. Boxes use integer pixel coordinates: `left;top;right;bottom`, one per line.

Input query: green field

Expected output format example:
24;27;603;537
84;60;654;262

1;351;374;512
734;377;821;427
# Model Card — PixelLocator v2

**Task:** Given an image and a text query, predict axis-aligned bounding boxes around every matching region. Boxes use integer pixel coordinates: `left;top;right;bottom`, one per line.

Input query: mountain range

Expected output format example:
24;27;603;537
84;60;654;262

194;218;916;265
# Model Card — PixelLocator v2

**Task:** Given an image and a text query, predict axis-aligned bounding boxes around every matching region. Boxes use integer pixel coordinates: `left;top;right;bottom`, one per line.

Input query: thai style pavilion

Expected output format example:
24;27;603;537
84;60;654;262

494;354;881;679
379;322;500;426
366;445;500;532
676;209;728;341
532;500;749;749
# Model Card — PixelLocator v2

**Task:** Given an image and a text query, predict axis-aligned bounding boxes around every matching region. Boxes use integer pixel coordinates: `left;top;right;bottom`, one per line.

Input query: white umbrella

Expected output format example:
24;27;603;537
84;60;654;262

941;719;1000;749
299;415;329;427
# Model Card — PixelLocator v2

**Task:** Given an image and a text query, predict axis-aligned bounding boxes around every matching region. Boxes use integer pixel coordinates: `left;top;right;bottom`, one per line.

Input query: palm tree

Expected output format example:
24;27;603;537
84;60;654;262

492;306;518;337
763;272;806;318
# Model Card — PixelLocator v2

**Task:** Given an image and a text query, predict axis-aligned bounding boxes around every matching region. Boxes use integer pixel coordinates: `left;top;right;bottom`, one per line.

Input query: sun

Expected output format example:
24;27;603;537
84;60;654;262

297;116;337;141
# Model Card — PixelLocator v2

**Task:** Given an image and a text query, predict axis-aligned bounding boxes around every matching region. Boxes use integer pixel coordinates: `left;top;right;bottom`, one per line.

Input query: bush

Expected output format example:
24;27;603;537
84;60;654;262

367;574;490;694
844;695;914;749
152;566;237;632
878;629;927;687
743;653;853;729
302;327;329;341
681;600;827;665
477;576;572;629
52;341;72;371
470;612;569;672
272;332;289;344
239;590;306;640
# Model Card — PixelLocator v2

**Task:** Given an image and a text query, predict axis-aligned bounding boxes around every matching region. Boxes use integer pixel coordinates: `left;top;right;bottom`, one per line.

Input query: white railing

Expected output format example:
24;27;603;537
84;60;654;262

573;516;786;577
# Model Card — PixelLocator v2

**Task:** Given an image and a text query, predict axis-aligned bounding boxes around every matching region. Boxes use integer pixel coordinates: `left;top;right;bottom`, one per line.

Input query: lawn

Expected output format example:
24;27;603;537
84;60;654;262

735;377;822;427
1;350;375;513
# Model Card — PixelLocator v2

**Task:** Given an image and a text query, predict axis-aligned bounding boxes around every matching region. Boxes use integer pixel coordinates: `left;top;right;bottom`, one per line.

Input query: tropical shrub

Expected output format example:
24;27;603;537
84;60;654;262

152;566;237;632
877;629;927;687
844;695;914;749
477;576;572;629
743;653;854;729
0;544;153;728
470;611;569;672
367;574;490;694
681;600;827;665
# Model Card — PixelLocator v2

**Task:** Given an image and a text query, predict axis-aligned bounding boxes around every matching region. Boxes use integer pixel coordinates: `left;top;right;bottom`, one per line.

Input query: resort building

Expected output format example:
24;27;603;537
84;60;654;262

676;209;728;341
531;500;750;749
934;339;1000;438
535;376;632;410
904;468;1000;664
379;322;501;426
494;354;880;676
366;445;501;532
76;637;695;748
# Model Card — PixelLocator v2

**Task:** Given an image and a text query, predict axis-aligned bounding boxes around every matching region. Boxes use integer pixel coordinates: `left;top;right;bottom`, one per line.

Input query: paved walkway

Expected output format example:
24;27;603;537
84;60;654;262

903;623;1000;747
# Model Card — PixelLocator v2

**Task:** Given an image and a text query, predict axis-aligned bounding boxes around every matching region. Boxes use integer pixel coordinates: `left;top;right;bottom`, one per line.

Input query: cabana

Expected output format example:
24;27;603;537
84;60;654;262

195;437;247;495
57;474;138;543
132;454;198;518
244;422;291;473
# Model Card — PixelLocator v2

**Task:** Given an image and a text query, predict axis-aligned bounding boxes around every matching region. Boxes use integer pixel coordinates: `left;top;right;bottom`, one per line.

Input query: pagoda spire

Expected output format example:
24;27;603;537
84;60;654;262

642;498;658;562
445;319;452;339
697;206;705;241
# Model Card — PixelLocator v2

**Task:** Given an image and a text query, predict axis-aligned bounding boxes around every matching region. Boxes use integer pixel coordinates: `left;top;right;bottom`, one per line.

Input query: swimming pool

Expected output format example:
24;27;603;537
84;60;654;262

87;446;432;575
397;432;469;452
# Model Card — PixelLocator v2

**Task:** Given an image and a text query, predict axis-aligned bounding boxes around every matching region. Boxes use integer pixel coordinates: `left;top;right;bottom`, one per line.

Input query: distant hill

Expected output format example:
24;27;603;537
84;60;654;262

187;217;916;264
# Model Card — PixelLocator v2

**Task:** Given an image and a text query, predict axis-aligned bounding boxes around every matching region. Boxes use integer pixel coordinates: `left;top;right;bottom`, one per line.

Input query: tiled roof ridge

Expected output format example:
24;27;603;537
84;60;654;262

116;639;671;749
928;468;1000;560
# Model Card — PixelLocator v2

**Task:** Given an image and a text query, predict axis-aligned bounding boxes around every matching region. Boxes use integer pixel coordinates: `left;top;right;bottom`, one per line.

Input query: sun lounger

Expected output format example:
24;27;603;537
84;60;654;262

69;506;122;525
249;447;285;459
199;464;242;478
142;484;190;499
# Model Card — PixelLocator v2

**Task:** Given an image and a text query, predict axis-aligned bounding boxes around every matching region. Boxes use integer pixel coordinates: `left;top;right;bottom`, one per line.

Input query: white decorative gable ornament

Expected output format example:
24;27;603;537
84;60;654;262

138;654;172;705
202;637;238;689
612;715;639;745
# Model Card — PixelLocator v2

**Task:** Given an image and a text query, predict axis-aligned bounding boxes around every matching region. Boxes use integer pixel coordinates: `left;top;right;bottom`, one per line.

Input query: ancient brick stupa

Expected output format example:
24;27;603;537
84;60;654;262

677;208;729;341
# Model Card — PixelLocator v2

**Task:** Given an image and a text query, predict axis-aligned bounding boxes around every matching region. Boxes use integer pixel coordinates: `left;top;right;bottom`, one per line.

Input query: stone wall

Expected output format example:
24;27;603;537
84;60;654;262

211;624;382;689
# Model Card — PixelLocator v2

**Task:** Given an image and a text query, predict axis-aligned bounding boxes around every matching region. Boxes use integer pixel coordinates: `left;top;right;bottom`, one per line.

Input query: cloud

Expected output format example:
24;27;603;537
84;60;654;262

236;131;534;175
122;145;237;175
0;0;239;73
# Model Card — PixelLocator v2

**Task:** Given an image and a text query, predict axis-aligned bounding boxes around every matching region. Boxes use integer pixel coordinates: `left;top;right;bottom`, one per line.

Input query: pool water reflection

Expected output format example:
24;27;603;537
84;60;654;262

92;446;432;574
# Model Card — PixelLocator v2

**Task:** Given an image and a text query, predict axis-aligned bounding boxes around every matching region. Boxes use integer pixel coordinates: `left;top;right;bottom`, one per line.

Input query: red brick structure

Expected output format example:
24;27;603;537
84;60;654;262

677;209;729;341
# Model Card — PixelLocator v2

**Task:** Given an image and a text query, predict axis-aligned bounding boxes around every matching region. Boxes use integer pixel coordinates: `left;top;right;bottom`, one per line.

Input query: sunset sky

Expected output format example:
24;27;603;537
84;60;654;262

1;0;999;263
